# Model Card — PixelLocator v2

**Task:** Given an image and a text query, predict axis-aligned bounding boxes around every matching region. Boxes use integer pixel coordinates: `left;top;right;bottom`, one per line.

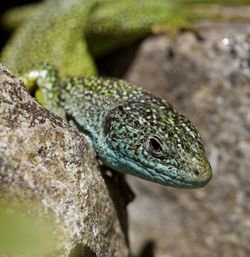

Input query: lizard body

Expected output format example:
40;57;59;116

1;0;213;188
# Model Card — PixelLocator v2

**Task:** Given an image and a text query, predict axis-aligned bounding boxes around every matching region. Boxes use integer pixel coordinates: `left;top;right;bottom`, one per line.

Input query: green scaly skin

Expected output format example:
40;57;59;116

1;0;213;188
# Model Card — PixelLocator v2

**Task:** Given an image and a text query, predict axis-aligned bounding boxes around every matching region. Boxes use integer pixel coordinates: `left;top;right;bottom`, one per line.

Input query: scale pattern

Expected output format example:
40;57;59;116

57;76;212;188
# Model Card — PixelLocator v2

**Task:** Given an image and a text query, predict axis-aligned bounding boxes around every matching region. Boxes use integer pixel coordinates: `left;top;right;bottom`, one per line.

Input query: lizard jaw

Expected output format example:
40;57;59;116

99;148;212;189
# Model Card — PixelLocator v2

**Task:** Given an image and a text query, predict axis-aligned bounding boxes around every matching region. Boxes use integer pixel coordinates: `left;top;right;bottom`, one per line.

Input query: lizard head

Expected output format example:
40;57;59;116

101;94;212;188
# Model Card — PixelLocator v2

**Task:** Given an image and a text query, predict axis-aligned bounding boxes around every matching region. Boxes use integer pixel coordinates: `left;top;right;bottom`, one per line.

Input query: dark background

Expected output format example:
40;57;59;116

0;0;40;50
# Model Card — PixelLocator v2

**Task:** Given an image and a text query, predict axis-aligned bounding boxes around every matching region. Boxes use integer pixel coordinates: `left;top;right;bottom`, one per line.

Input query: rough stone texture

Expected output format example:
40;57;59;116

122;22;250;257
0;64;129;257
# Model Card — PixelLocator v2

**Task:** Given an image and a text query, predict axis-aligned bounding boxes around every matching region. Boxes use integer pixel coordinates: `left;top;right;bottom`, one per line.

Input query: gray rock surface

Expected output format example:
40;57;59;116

124;22;250;257
0;64;129;257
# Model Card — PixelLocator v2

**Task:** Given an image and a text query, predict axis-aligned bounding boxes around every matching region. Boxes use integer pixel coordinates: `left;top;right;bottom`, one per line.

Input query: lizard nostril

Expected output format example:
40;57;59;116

194;170;200;176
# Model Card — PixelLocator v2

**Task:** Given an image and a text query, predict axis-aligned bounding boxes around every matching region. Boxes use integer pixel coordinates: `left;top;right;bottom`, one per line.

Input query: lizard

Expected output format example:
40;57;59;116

0;0;214;188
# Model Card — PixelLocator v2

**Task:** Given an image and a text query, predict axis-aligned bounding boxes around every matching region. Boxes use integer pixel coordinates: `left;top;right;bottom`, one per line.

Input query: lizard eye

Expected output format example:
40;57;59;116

147;136;164;158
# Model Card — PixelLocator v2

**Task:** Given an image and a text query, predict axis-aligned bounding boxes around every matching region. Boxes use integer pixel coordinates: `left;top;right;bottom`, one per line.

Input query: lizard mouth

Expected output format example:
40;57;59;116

100;149;212;188
128;159;211;188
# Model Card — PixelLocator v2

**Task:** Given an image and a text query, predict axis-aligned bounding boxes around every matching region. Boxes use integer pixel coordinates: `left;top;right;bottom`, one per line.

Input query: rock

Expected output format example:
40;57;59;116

0;64;129;257
121;22;250;257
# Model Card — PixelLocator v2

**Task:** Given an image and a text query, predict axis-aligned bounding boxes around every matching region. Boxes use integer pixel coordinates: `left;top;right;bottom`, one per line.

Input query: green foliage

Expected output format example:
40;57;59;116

0;198;59;257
